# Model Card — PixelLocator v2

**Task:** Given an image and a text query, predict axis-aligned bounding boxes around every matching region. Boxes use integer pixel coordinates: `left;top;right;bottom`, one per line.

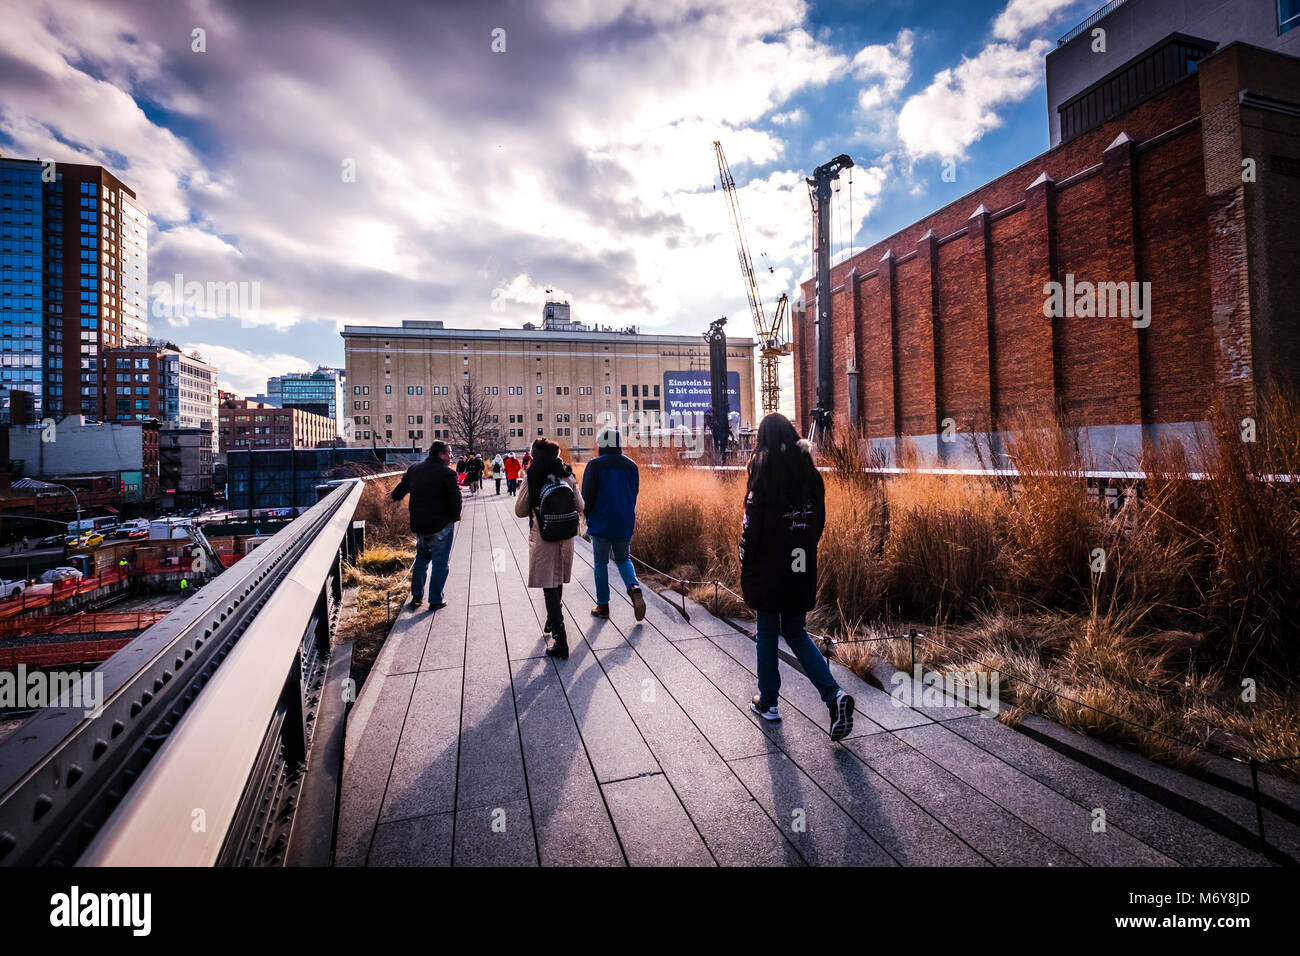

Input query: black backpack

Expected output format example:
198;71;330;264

536;475;579;542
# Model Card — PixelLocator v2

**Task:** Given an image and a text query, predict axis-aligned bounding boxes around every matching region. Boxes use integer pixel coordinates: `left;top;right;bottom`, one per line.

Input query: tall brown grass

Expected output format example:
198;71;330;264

630;394;1300;778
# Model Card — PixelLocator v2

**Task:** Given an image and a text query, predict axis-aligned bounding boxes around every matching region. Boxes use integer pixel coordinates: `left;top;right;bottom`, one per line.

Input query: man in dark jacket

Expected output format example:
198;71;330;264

581;427;647;620
392;440;462;609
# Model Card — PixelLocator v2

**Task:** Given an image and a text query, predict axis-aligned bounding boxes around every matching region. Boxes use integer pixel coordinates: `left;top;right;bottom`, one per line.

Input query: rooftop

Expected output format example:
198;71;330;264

341;319;755;348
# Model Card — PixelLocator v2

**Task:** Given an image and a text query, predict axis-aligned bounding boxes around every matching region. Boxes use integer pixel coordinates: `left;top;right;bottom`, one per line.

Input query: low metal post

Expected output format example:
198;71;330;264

1250;759;1266;849
909;628;916;675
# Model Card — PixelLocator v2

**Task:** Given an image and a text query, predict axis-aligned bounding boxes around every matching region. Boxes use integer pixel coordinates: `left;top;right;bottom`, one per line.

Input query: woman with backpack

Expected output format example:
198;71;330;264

739;413;855;741
491;453;505;495
515;438;583;659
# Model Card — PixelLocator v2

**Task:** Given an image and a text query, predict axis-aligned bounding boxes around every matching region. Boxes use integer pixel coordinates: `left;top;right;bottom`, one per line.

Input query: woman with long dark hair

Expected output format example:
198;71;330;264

739;413;854;740
515;438;583;659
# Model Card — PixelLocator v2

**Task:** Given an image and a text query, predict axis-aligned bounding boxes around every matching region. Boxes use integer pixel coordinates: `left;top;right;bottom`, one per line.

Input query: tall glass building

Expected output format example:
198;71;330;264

0;157;147;422
0;160;48;414
267;367;344;438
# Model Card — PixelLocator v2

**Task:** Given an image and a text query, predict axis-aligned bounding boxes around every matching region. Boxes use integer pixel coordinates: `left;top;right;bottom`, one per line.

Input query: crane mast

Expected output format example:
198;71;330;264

713;140;789;417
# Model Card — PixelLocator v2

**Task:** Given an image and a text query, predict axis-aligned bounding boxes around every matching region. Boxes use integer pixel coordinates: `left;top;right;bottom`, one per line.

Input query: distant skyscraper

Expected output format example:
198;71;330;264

267;366;344;437
0;157;147;422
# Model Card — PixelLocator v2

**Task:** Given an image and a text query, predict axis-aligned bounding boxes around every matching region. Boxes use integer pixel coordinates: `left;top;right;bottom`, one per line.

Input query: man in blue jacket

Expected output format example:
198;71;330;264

582;427;647;621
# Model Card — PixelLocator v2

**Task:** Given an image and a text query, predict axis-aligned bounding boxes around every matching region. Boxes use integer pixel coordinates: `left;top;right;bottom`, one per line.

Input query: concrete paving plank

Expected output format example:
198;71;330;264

379;666;463;824
596;644;799;866
511;656;624;866
601;774;715;867
453;798;537;866
368;810;454;866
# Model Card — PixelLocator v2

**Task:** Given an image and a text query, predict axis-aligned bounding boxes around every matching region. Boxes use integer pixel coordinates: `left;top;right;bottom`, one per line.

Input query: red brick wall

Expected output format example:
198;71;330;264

793;44;1299;444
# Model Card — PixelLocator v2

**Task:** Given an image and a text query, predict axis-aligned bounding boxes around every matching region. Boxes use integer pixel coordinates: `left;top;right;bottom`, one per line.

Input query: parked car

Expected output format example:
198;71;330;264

39;567;83;584
38;534;65;548
0;578;27;600
64;532;104;549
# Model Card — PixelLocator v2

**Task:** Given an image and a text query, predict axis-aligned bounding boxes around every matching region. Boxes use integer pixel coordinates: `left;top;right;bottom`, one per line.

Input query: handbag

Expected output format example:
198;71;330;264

457;473;467;486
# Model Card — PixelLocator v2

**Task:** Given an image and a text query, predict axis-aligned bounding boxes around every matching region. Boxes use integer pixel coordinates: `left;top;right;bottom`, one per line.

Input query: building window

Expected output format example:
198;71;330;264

1283;0;1300;34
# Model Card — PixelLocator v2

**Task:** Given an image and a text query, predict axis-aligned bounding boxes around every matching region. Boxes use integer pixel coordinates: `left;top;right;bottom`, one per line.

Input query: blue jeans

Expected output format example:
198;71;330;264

411;523;455;603
591;536;640;606
755;611;840;707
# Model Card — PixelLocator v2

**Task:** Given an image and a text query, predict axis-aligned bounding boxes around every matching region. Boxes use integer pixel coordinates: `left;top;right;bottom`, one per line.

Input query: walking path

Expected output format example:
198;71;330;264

336;493;1272;866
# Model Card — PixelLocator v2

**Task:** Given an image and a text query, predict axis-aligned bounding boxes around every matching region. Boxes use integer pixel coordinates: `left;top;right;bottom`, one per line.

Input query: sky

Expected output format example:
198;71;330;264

0;0;1097;402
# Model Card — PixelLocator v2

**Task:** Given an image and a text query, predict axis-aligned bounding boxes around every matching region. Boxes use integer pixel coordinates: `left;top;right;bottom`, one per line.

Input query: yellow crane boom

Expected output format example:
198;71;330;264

713;140;789;417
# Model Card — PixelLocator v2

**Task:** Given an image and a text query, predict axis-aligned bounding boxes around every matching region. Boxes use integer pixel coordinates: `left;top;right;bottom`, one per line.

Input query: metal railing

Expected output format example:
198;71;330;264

1058;0;1127;46
0;478;366;866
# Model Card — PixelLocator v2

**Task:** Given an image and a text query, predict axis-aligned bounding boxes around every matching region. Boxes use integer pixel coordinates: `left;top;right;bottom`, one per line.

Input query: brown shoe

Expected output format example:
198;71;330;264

629;586;646;621
591;604;609;618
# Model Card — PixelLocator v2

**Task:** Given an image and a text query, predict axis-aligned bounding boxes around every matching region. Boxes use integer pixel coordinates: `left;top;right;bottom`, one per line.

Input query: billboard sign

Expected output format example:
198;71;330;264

663;371;741;417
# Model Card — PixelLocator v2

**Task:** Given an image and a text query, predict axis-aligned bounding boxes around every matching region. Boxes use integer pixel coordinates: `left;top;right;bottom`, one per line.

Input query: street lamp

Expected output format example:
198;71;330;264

46;482;82;535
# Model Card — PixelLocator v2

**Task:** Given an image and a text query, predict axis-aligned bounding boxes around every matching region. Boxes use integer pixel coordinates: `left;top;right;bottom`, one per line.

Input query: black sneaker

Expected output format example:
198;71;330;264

829;690;855;741
409;595;423;608
430;601;447;611
545;635;569;660
750;694;781;722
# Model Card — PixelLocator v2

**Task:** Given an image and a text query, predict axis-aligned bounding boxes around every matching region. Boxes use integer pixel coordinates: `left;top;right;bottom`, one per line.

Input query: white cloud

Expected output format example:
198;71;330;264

184;343;312;397
852;28;913;111
992;0;1084;41
0;0;909;393
897;40;1050;161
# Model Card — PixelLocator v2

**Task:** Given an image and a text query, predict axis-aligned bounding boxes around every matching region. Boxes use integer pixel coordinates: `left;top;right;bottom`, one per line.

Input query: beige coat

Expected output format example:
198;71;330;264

514;472;583;588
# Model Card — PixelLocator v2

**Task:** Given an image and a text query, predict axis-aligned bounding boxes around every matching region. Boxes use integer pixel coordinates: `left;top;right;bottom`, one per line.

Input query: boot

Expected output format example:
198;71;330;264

546;623;570;660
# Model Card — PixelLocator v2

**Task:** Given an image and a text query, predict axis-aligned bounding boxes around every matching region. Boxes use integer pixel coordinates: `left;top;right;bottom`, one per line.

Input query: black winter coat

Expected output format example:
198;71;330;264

738;469;825;614
391;457;462;535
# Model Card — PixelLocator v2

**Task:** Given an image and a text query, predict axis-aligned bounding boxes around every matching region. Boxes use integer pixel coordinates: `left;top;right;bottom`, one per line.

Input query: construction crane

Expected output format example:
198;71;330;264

713;140;789;417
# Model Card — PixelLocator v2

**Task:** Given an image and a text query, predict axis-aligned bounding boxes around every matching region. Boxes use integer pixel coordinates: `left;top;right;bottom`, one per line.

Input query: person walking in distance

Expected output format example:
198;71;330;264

492;453;505;495
391;440;462;610
515;438;582;660
482;455;495;495
468;453;484;495
504;453;521;496
739;413;854;741
582;426;647;621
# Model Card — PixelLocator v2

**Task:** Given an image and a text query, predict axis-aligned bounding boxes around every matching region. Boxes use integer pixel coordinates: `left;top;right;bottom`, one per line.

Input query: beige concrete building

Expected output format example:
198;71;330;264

341;303;756;456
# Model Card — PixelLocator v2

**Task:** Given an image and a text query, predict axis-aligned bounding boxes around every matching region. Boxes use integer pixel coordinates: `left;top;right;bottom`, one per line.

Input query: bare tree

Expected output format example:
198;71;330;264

442;373;500;456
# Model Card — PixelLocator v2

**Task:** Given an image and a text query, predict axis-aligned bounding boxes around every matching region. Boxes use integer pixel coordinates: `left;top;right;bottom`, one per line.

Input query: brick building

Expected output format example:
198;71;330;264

160;426;213;508
341;302;756;456
217;392;338;452
794;41;1300;467
101;344;218;435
